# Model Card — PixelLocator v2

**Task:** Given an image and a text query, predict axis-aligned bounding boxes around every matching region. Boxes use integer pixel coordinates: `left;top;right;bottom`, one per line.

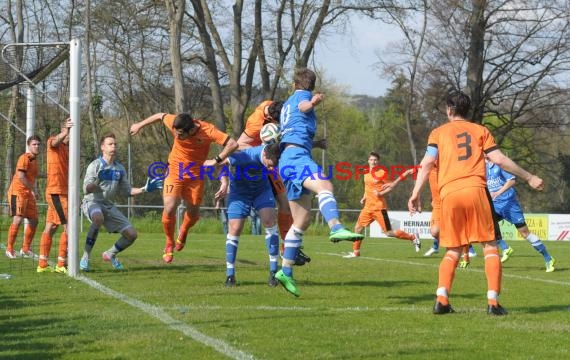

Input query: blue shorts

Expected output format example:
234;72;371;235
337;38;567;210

227;187;275;220
278;146;320;201
493;199;526;227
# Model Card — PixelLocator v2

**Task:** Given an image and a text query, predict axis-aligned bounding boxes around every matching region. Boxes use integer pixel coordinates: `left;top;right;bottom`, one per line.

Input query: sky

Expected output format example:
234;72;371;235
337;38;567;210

313;16;399;97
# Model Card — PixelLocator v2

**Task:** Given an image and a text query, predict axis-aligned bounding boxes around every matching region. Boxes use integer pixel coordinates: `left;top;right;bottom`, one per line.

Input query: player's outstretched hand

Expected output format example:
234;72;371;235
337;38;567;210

143;177;164;192
528;175;544;191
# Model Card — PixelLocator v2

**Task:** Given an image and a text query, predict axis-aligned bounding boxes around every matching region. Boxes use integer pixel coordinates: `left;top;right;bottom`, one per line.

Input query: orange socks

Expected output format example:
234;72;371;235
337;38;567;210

22;224;36;252
393;229;415;241
162;214;176;248
484;246;502;305
179;212;199;241
39;232;53;268
352;239;362;253
436;252;459;305
58;232;68;267
6;224;19;251
277;212;293;241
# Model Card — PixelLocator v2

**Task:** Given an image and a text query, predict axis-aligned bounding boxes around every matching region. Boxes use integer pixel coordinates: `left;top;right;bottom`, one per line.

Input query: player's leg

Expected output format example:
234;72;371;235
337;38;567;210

225;195;249;287
345;210;372;258
256;190;280;286
80;203;104;271
54;194;69;272
517;225;555;272
383;210;421;252
5;193;23;258
434;246;460;314
424;212;440;257
21;198;39;257
38;221;57;272
176;180;204;251
101;207;136;270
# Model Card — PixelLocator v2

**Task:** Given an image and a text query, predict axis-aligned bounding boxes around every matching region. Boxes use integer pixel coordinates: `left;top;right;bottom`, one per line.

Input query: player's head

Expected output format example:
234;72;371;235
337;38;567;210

173;112;197;139
265;101;283;124
368;151;380;167
262;143;281;170
294;68;317;91
27;135;41;155
446;90;471;118
99;132;117;157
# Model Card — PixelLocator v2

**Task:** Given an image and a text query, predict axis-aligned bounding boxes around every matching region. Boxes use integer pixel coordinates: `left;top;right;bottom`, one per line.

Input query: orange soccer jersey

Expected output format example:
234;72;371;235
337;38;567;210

356;168;390;229
162;114;230;178
428;120;499;247
45;136;69;195
8;153;39;219
243;100;273;147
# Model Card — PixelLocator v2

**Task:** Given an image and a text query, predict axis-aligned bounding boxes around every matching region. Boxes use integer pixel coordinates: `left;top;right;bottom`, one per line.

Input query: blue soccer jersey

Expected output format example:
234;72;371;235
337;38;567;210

227;146;272;196
280;89;316;150
486;161;516;202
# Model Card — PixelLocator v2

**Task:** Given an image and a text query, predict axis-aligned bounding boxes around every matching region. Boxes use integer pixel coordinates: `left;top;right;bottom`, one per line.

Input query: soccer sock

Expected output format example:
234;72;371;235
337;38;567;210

83;223;100;258
277;212;293;242
57;231;68;267
225;235;239;276
352;239;362;254
162;214;176;248
22;224;36;252
39;232;53;268
432;237;439;250
393;229;415;241
179;212;199;241
317;190;340;224
436;251;459;305
525;233;552;262
282;226;303;277
265;226;279;273
483;246;502;306
107;236;135;256
496;238;509;251
7;224;19;251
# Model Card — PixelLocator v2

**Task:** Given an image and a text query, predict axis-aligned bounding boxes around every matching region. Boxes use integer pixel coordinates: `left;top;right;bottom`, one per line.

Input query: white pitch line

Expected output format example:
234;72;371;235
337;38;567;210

321;252;570;287
78;276;256;360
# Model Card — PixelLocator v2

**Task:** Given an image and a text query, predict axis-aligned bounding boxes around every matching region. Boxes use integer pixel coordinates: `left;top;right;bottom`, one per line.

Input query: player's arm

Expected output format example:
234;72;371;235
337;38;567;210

130;113;166;135
491;178;516;199
51;118;73;147
83;162;101;194
378;169;413;195
204;137;239;167
237;131;256;150
298;93;324;113
17;170;35;193
486;149;543;190
408;149;437;214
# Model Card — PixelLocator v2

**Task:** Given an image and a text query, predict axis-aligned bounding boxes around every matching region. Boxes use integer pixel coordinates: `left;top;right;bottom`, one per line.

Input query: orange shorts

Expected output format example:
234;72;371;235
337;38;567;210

163;175;205;206
46;194;68;225
439;187;498;248
430;205;441;228
356;208;392;232
8;192;38;220
269;173;286;196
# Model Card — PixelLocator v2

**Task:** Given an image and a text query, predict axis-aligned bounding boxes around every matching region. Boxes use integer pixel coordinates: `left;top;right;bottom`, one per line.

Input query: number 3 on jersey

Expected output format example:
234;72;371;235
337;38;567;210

456;132;472;160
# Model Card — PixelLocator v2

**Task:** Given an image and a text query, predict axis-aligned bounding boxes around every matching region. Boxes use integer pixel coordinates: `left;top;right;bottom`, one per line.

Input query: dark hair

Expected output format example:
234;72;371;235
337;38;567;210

267;101;284;122
27;135;41;145
99;132;115;145
173;112;195;132
294;68;316;91
368;151;380;160
264;143;281;164
446;91;471;117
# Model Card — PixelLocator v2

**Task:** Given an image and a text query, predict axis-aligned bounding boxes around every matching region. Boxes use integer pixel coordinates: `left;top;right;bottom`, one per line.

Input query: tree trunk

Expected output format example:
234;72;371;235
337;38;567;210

466;0;487;123
165;0;187;113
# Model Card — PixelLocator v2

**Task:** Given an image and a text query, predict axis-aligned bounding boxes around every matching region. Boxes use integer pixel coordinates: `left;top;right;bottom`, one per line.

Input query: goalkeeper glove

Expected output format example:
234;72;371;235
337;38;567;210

142;177;164;193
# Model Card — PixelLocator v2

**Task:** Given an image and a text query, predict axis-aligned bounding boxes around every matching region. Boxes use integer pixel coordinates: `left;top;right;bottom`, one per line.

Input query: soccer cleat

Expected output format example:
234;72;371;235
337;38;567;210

458;259;470;268
225;275;236;287
545;257;556;273
19;249;36;258
294;249;312;266
424;247;439;257
433;301;455;315
412;233;421;252
5;249;18;259
329;228;363;243
163;246;174;264
268;272;279;287
500;247;514;263
343;252;360;258
175;235;187;252
36;265;52;273
80;258;90;271
275;269;300;297
54;265;68;275
487;304;508;316
102;251;125;270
